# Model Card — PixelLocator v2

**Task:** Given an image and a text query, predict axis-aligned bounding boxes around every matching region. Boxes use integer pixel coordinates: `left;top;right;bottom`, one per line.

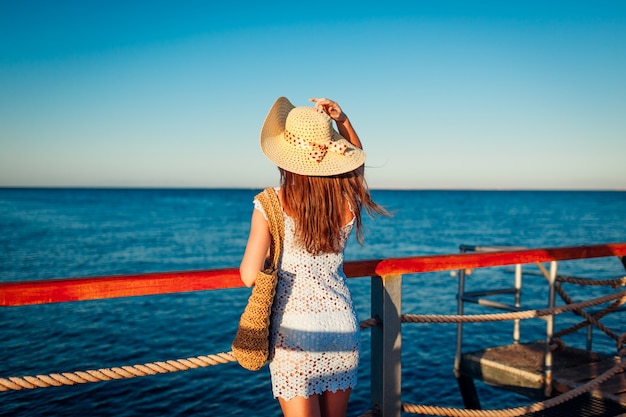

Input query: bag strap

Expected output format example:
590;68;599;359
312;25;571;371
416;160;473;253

255;188;284;270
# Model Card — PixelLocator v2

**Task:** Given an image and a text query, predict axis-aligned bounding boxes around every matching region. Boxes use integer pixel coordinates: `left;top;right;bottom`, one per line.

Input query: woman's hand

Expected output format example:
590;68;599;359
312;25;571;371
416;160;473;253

309;97;347;122
310;97;362;149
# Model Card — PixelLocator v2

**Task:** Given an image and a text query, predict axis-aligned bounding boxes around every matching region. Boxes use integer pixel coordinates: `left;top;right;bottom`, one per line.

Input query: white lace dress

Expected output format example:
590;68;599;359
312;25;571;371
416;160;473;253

253;192;360;401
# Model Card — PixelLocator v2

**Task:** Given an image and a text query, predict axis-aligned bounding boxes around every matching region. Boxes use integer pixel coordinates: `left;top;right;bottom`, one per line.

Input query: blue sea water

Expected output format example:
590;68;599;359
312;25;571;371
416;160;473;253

1;188;625;416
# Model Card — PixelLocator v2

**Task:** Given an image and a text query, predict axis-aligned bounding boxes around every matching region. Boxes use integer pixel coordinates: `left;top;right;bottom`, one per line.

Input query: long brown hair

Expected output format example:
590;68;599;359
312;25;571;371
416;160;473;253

279;167;388;255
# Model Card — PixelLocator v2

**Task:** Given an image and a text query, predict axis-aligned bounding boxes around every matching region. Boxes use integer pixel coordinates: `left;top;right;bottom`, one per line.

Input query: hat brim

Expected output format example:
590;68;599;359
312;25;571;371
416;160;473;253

260;97;366;176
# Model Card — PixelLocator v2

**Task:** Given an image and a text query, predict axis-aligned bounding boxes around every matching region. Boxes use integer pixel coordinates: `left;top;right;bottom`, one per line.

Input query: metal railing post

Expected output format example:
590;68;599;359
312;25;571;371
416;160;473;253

513;263;522;344
454;267;481;409
454;268;466;374
455;245;469;375
371;273;402;417
544;261;558;397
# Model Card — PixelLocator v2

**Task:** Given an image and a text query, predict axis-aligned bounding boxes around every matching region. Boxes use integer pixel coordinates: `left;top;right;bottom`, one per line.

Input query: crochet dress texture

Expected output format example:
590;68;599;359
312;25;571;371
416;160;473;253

253;190;360;400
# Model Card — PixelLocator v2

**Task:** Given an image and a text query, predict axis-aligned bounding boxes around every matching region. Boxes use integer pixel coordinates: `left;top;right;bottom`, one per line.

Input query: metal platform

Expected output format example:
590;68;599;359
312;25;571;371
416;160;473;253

459;341;626;414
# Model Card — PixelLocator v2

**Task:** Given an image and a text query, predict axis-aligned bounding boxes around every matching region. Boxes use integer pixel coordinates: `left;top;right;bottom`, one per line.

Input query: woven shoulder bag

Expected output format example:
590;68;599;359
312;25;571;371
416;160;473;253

232;188;284;371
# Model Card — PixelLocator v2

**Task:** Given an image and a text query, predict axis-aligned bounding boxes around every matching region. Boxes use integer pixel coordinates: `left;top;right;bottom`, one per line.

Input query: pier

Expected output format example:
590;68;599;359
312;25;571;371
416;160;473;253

1;242;626;416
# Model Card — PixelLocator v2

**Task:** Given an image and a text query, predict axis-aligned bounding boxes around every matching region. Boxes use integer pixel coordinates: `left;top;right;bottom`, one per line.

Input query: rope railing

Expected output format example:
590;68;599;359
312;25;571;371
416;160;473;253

2;243;625;416
557;275;626;288
402;290;626;324
0;352;236;392
0;318;381;392
2;289;623;417
512;270;626;289
529;262;625;345
3;290;608;402
553;281;624;342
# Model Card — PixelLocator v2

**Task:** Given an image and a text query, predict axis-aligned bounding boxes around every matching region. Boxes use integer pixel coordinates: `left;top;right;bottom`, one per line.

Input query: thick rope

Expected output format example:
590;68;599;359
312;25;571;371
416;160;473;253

402;356;625;416
504;267;626;289
0;352;235;392
554;292;625;340
0;318;379;392
530;262;626;343
553;282;625;342
402;290;626;324
360;317;379;330
557;275;626;288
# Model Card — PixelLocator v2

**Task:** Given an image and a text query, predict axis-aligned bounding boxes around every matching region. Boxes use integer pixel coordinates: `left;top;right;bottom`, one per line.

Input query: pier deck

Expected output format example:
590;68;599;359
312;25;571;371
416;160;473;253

460;341;626;414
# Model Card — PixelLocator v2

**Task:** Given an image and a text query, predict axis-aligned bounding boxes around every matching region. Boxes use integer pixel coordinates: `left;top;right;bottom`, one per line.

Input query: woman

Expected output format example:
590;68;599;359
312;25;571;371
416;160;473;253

240;97;387;417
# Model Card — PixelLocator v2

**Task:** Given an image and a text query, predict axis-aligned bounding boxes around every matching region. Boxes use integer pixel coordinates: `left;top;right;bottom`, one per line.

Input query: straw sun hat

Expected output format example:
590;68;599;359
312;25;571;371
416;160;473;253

260;97;366;176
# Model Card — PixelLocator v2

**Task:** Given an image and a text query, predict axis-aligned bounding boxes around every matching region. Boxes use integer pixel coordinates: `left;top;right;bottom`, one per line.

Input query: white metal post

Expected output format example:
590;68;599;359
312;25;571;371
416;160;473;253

544;261;558;397
513;263;522;344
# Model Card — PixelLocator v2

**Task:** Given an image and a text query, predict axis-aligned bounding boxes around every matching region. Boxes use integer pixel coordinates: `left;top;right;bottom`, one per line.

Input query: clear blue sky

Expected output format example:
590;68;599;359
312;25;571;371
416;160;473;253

1;1;625;189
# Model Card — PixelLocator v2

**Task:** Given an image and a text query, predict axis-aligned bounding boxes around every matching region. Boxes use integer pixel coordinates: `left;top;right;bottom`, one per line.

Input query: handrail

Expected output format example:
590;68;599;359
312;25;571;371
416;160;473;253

2;243;626;306
2;242;625;417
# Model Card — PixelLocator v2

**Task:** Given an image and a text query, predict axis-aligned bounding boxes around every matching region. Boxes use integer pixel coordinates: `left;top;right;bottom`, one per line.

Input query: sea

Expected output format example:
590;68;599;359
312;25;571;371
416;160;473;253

1;188;625;416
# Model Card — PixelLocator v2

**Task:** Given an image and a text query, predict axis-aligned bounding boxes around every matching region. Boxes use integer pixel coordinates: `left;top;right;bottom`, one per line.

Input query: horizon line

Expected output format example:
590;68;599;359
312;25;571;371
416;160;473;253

0;185;624;192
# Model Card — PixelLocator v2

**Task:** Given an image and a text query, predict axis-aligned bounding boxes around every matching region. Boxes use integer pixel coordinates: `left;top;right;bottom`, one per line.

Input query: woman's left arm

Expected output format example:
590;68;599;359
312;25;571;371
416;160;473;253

239;209;271;287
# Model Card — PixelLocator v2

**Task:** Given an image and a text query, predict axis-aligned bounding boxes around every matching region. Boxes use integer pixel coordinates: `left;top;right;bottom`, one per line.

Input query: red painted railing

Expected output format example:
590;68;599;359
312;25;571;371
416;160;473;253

2;243;625;307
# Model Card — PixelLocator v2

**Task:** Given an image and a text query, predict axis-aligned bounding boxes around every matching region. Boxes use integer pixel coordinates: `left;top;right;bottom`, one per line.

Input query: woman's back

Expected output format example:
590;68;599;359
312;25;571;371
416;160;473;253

255;189;360;401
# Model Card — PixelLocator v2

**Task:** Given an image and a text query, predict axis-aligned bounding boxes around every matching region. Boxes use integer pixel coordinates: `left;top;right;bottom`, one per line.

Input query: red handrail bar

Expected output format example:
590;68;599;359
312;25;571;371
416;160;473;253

2;243;625;307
